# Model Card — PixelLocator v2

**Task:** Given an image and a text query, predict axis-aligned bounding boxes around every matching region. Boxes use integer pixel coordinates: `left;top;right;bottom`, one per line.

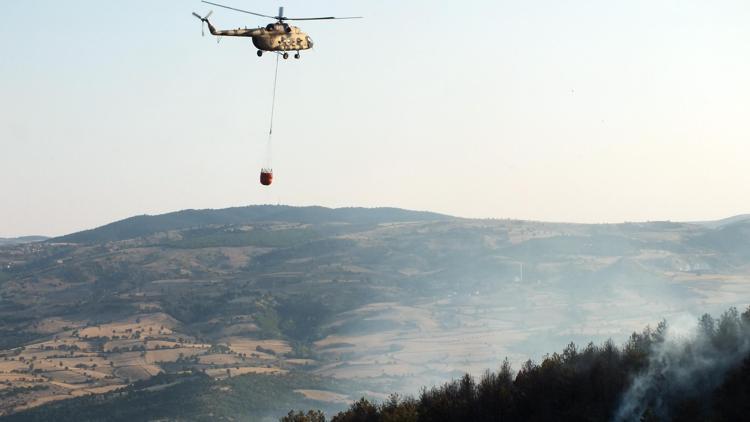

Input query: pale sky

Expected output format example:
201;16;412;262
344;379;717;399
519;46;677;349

1;0;749;237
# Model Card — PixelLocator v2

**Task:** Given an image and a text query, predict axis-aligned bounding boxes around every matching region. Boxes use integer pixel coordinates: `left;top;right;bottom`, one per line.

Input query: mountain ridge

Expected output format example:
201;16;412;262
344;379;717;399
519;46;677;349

51;205;453;244
49;205;750;246
47;205;750;245
690;213;750;228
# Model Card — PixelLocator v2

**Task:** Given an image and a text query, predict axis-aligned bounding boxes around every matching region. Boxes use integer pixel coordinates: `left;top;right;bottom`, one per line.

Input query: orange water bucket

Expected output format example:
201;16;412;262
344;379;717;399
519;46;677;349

260;169;273;186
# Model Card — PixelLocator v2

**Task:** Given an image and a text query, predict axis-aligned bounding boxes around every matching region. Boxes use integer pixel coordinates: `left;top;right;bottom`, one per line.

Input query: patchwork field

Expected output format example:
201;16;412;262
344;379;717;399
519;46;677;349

0;313;304;415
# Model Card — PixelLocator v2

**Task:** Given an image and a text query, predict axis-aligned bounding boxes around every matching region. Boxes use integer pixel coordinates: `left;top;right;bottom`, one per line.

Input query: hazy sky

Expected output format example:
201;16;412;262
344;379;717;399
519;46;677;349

2;0;749;237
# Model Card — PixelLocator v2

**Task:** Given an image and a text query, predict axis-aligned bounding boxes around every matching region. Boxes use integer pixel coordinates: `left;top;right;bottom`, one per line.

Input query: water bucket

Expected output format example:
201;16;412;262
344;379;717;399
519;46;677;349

260;169;273;186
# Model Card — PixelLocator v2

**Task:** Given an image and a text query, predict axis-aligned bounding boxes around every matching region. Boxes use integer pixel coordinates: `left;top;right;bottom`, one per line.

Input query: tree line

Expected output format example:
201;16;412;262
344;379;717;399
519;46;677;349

284;306;750;422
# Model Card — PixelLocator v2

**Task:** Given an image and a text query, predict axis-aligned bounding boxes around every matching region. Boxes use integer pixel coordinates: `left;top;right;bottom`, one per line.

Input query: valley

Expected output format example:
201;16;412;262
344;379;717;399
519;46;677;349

1;206;749;419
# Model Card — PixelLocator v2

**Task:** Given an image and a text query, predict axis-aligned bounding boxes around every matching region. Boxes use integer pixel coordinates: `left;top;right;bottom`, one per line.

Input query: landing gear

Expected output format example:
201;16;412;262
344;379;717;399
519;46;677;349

282;52;289;59
294;52;300;59
257;50;263;57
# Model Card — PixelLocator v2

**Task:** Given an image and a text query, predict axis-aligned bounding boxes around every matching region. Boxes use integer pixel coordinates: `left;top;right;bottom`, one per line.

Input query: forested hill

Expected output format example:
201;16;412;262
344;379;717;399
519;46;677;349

52;206;452;244
295;306;750;422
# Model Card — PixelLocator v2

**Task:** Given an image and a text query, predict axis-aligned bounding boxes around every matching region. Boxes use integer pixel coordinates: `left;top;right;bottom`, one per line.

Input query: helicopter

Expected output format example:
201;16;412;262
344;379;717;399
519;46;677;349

192;1;362;59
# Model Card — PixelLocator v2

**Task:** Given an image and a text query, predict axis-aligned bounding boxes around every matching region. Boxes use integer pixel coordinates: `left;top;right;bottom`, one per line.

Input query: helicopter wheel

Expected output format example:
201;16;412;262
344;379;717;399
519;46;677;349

294;52;300;59
257;50;263;57
283;52;289;60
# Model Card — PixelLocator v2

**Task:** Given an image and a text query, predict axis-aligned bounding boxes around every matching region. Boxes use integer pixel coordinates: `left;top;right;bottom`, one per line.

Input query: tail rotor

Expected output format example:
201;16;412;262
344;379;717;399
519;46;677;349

192;10;213;36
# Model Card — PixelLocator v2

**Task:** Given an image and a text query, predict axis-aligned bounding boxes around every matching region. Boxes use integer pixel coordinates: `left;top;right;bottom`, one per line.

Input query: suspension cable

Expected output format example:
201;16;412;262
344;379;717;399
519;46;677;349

268;53;280;137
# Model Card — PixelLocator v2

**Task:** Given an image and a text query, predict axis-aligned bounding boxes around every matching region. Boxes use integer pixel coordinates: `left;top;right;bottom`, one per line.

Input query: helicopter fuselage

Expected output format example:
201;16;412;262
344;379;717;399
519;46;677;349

254;24;313;52
206;21;313;52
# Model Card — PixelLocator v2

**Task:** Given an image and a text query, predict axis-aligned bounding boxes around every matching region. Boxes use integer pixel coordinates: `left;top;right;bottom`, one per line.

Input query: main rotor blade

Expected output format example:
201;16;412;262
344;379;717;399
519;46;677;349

201;1;276;19
284;16;363;21
192;12;202;19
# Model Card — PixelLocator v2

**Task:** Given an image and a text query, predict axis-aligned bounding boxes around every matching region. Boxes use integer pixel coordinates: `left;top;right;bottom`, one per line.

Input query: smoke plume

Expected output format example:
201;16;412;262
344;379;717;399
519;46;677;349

613;307;750;421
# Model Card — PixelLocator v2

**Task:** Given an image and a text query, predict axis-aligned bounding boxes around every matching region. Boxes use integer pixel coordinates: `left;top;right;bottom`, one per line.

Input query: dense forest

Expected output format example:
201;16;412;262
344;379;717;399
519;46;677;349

285;306;750;422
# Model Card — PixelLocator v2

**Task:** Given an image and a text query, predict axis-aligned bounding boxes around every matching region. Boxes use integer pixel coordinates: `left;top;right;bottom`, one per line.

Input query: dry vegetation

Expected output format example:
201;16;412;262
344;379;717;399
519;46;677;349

0;312;299;415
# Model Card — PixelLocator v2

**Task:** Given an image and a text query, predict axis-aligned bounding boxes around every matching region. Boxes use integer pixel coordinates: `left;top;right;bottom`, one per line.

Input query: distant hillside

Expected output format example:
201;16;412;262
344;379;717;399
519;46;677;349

52;205;452;244
690;220;750;257
3;206;750;419
690;214;750;229
0;236;48;246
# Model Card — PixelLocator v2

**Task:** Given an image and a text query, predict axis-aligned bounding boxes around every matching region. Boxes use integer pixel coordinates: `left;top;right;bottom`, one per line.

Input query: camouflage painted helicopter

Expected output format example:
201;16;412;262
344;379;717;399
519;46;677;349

192;1;362;59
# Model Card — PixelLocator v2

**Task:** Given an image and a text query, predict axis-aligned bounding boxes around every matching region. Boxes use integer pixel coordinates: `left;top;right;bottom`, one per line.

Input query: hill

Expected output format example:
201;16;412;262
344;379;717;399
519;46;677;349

316;306;750;422
0;237;48;247
1;205;750;419
52;206;451;244
690;214;750;229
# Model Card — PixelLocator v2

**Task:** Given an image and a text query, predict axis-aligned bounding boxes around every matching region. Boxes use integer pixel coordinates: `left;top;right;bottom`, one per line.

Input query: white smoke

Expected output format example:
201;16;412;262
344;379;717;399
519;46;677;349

613;308;750;421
